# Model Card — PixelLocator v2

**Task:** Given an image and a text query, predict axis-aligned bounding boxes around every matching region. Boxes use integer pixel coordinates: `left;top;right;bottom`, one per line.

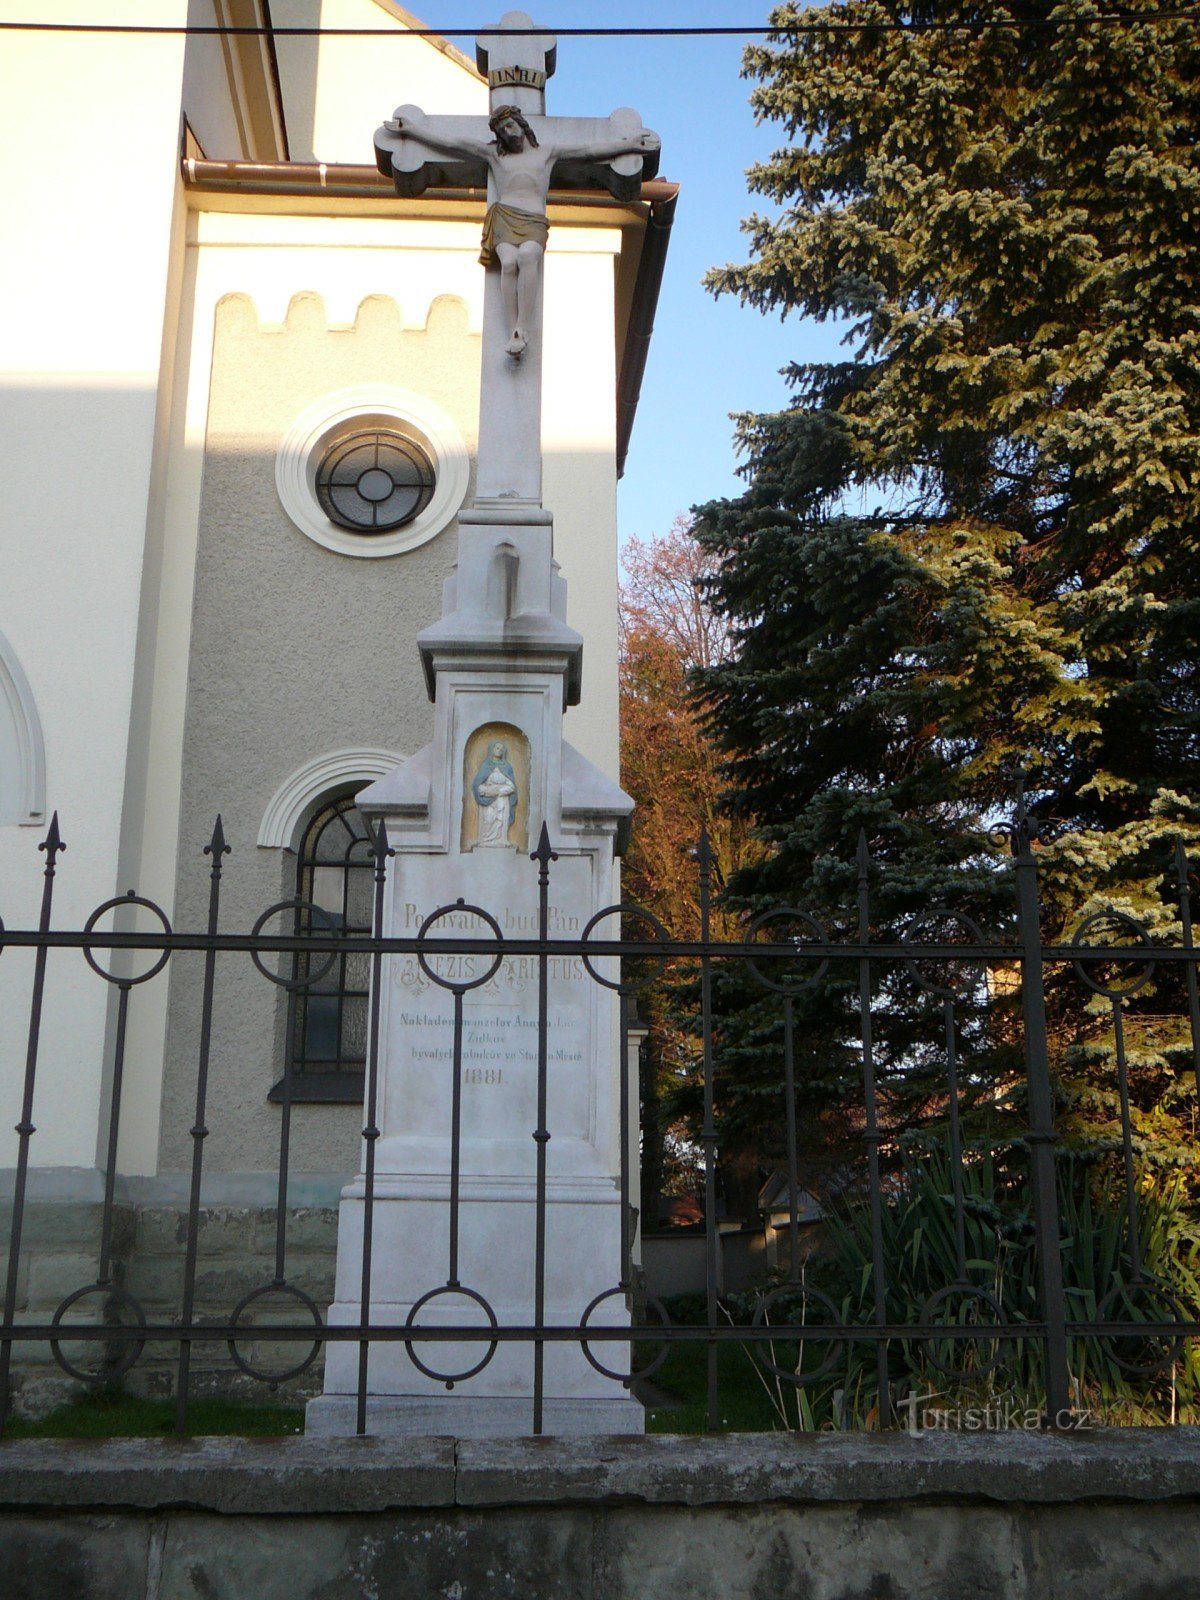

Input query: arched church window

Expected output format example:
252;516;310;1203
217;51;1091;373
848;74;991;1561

284;794;374;1096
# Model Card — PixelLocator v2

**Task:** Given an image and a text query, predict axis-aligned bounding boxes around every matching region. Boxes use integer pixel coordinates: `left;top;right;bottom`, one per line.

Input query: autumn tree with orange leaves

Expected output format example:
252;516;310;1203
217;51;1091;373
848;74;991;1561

618;519;762;1223
619;518;761;939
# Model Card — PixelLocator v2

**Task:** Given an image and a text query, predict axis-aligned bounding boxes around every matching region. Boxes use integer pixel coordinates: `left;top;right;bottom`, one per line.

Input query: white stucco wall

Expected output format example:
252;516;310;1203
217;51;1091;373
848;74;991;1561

0;1;191;1169
544;236;623;783
273;0;488;165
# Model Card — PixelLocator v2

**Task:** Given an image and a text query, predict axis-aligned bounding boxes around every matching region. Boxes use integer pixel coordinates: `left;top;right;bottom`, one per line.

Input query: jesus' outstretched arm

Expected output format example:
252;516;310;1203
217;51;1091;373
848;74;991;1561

383;109;493;163
550;130;659;164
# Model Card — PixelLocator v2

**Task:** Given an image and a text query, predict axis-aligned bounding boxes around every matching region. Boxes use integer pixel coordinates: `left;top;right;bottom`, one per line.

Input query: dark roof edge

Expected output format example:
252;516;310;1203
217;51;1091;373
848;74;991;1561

616;184;677;479
259;0;290;162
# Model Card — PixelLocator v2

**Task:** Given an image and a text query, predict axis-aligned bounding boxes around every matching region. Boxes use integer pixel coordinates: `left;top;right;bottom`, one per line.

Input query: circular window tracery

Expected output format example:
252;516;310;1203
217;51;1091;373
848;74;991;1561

315;429;437;534
275;386;470;560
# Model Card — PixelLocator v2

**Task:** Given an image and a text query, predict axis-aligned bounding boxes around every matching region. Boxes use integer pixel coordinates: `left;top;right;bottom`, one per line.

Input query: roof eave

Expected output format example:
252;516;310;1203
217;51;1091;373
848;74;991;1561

182;158;678;472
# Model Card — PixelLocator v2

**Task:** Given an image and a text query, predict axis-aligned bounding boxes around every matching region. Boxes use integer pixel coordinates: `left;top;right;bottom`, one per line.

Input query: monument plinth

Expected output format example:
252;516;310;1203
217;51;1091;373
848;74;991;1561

306;10;659;1437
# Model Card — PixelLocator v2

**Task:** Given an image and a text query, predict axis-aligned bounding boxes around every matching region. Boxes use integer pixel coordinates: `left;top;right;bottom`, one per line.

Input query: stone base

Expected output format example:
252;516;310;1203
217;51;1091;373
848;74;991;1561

305;1392;644;1438
0;1171;344;1416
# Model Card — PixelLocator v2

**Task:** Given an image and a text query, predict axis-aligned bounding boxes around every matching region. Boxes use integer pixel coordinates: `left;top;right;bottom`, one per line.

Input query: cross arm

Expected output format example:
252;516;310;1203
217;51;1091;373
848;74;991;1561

547;109;661;204
374;104;492;198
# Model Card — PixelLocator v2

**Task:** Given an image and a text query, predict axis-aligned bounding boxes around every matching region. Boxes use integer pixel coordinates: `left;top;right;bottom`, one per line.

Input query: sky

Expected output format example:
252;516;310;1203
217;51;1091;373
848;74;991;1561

410;1;845;542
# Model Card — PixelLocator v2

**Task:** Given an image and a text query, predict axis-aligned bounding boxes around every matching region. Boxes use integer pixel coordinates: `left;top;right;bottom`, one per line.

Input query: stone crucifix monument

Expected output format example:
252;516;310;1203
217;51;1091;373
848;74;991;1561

306;13;660;1436
372;11;658;511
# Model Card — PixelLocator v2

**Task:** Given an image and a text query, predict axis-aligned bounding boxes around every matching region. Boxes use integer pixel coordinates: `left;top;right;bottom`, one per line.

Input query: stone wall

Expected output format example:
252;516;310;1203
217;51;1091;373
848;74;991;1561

119;1200;339;1405
0;1185;339;1415
2;1432;1200;1599
0;1190;115;1417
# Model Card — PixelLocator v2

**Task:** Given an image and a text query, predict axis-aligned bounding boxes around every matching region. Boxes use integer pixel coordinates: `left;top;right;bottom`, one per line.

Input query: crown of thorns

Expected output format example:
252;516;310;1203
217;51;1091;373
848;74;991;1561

488;105;539;146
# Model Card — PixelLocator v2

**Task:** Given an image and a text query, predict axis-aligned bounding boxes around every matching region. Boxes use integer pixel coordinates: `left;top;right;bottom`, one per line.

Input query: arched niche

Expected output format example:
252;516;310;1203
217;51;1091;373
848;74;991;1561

0;631;46;826
461;723;530;855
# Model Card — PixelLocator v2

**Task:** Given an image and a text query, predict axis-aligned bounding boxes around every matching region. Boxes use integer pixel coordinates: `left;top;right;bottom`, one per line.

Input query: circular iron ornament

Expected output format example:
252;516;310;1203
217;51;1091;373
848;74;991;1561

581;903;669;994
404;1284;498;1388
901;908;988;1000
917;1285;1010;1379
250;898;339;991
743;908;830;995
1096;1279;1187;1376
315;428;436;534
578;1287;671;1385
417;902;504;992
1071;910;1155;1000
51;1282;147;1384
227;1281;324;1387
750;1284;844;1385
82;893;172;986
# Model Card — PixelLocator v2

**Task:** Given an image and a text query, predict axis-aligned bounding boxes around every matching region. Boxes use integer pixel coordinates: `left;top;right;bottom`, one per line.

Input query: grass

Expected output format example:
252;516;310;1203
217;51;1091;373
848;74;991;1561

639;1297;801;1433
642;1335;790;1433
4;1390;305;1440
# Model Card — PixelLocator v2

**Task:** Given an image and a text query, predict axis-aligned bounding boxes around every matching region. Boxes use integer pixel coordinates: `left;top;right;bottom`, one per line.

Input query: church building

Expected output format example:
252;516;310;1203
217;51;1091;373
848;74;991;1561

0;0;673;1404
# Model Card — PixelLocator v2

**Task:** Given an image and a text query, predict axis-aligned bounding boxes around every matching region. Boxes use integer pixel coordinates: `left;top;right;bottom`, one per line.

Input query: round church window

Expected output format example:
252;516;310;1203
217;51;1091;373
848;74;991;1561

314;429;436;534
277;386;469;558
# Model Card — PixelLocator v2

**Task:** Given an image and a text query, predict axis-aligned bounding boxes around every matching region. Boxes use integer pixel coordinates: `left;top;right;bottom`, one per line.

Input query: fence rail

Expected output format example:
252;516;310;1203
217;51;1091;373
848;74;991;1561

2;799;1199;1436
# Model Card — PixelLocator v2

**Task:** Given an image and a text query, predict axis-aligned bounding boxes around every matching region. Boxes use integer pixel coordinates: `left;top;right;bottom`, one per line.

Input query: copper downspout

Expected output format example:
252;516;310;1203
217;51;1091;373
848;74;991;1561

182;157;678;472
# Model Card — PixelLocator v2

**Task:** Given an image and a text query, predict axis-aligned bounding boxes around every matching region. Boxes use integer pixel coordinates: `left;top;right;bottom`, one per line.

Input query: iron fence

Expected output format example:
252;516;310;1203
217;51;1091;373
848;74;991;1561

2;796;1199;1436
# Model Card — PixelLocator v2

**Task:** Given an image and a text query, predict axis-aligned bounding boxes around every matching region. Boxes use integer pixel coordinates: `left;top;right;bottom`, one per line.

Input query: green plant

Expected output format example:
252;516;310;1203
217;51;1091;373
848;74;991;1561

724;1150;1200;1429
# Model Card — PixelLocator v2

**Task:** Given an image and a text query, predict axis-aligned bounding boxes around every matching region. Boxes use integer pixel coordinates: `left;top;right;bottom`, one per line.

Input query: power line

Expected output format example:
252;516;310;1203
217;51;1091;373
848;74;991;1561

1;12;1198;37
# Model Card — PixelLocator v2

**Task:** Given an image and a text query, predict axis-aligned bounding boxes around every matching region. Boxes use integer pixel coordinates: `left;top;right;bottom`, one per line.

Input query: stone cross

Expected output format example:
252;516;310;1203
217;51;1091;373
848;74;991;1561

374;10;660;511
308;10;654;1440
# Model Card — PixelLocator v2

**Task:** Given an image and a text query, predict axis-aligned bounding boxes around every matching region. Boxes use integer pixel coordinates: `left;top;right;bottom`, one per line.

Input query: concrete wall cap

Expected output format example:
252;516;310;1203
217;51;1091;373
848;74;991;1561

4;1432;1200;1515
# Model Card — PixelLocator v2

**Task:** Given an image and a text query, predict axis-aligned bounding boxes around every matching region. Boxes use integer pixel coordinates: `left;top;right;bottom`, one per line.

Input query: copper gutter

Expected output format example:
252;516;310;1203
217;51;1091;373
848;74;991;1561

182;157;678;472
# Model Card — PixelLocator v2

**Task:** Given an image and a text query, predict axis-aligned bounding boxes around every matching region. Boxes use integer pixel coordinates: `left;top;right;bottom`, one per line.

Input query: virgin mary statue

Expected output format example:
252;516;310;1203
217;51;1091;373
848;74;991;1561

471;740;518;849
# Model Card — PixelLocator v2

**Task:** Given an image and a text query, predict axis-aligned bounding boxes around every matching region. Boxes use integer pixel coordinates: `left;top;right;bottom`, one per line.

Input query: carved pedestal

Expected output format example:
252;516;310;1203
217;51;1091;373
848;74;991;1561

306;514;640;1436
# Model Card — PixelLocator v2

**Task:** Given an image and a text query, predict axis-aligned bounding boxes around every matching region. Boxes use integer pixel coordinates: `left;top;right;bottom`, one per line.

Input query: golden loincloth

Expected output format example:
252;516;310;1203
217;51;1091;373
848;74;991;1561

479;202;549;267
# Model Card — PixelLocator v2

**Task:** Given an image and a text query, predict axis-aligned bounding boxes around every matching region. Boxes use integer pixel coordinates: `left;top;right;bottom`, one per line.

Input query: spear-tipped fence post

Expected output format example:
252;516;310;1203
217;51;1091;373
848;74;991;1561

356;816;393;1436
530;821;558;1435
694;825;719;1432
175;816;229;1435
856;828;891;1427
1010;794;1072;1425
0;815;65;1434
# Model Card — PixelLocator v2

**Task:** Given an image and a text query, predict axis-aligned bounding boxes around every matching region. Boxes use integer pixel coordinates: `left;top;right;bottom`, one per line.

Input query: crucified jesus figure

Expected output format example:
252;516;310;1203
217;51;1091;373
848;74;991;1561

384;105;658;359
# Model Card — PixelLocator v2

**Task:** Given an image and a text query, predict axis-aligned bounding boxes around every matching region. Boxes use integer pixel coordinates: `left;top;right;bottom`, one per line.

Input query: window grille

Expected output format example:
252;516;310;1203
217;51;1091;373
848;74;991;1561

288;795;374;1088
314;428;436;533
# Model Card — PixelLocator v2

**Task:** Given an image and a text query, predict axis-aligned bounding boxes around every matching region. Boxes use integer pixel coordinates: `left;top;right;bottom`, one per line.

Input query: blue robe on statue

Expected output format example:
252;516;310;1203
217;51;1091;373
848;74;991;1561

472;754;518;827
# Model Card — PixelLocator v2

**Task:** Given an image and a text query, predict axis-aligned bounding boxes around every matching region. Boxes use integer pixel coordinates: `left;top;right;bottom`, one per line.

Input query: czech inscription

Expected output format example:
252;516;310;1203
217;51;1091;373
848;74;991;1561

393;900;587;1092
